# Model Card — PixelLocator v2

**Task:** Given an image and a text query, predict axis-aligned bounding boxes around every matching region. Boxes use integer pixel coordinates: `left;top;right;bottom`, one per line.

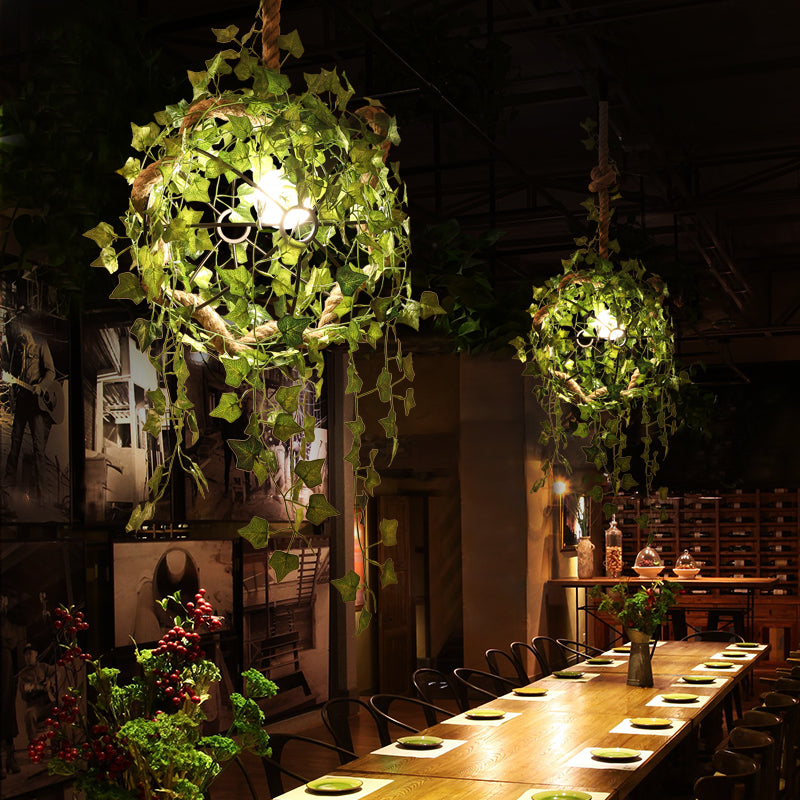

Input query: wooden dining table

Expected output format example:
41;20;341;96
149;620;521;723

313;640;770;800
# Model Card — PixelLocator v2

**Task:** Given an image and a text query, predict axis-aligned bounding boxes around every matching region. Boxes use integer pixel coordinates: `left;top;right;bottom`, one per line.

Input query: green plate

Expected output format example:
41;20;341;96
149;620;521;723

531;792;592;800
731;643;760;648
723;651;748;658
466;709;506;720
306;778;363;794
513;686;548;696
704;661;735;669
662;693;699;703
553;670;584;679
591;747;641;762
681;675;716;684
396;735;444;749
586;657;614;665
613;646;630;653
630;717;673;729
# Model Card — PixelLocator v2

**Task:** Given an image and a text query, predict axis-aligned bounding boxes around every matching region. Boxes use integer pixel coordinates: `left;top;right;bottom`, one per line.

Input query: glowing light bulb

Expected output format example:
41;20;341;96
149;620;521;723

254;166;313;232
592;308;625;342
553;480;568;496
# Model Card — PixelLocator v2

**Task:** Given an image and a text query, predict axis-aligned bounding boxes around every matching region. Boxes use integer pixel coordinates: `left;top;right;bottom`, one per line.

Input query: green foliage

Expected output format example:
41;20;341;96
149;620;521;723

512;248;690;502
86;19;440;608
590;579;682;635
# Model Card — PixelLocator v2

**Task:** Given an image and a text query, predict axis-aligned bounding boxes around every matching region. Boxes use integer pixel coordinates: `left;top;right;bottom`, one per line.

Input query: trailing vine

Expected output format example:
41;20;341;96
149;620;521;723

85;12;441;623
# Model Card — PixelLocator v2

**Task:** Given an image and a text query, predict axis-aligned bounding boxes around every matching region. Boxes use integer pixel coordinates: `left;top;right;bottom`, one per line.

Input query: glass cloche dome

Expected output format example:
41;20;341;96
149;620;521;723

633;543;663;577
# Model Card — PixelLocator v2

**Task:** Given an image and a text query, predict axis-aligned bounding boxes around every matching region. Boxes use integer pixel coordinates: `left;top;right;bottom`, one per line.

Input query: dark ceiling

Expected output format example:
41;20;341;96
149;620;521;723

3;0;800;376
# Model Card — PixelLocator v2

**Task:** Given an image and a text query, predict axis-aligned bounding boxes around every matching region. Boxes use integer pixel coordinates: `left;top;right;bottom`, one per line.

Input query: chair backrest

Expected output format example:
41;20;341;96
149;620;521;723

412;667;468;713
761;692;800;798
511;641;547;681
260;732;357;795
368;694;453;745
693;749;760;800
736;708;784;762
531;636;572;673
485;648;526;686
321;697;384;754
773;677;800;697
556;638;605;659
680;630;744;643
452;667;520;706
725;726;778;800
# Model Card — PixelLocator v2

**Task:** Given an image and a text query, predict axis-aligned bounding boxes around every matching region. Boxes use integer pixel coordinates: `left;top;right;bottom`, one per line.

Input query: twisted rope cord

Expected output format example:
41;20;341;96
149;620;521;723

588;100;615;259
261;0;281;70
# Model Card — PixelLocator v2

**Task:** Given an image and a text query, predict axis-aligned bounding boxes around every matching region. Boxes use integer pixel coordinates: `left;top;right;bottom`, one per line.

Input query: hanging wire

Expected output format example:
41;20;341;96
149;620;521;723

588;100;616;259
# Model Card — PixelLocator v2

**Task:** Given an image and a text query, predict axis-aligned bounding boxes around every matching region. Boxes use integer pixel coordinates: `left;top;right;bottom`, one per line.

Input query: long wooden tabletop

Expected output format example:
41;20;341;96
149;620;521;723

325;640;770;800
547;576;778;589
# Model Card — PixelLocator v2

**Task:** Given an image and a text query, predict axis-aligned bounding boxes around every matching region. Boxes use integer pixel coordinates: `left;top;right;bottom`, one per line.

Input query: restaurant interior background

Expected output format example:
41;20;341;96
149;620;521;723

1;0;800;734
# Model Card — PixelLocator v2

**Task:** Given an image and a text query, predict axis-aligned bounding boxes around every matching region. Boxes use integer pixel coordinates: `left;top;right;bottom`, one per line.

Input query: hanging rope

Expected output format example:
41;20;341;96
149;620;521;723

588;100;615;260
261;0;281;70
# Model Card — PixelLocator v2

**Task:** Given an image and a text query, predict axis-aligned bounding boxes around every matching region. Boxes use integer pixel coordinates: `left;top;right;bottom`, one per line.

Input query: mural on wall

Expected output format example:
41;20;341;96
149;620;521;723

183;353;328;522
112;539;234;647
0;540;85;789
241;536;330;718
0;279;70;524
82;317;169;524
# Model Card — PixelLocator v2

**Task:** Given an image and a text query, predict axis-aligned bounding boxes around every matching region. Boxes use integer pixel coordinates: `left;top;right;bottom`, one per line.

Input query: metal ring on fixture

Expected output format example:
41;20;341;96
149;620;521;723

576;327;594;348
279;205;319;244
216;208;252;244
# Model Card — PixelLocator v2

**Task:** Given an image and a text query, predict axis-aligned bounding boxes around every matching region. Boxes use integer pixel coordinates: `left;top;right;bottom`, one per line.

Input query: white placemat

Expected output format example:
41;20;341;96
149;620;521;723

501;690;557;702
565;747;654;771
671;676;729;688
273;776;394;800
710;650;755;660
543;671;602;682
371;738;467;758
514;787;610;800
442;710;521;727
646;694;712;709
609;717;688;736
691;662;743;672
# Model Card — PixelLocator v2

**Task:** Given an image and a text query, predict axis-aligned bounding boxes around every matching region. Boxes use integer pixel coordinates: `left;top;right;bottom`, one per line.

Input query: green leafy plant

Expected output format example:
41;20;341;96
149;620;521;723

84;16;442;624
29;590;276;800
511;249;689;505
590;579;682;635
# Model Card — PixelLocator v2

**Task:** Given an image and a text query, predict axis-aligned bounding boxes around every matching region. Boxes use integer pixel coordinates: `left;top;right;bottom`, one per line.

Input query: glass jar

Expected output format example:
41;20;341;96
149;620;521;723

576;536;595;579
675;549;698;570
633;543;664;577
604;515;623;578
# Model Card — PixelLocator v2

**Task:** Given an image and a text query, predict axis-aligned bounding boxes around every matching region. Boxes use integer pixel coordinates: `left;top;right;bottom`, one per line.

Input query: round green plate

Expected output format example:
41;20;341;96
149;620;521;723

731;643;760;648
630;717;673;729
723;651;747;657
306;778;363;794
590;747;641;762
531;792;592;800
513;686;548;696
681;675;715;684
553;670;584;679
586;657;614;665
396;735;444;749
662;693;699;703
704;661;734;669
466;709;505;720
613;646;630;652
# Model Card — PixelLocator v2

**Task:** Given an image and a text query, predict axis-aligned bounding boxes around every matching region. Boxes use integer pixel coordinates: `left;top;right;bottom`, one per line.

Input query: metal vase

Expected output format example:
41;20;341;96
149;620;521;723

625;628;654;687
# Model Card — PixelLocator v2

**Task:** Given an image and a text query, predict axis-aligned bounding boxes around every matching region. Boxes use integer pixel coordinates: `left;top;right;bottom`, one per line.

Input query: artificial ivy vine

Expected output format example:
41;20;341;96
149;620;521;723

85;16;441;627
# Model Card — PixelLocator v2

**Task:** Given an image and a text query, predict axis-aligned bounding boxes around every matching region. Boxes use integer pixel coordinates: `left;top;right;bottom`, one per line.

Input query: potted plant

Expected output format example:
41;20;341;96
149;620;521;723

29;590;276;800
590;579;682;686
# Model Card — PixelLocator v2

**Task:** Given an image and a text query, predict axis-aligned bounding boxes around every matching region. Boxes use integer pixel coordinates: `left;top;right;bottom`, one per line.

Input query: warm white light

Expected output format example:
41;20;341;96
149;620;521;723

592;308;625;342
254;167;313;231
553;480;568;496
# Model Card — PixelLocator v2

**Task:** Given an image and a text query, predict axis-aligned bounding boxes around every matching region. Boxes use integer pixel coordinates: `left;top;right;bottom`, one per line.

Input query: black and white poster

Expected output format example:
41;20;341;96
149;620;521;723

0;279;70;524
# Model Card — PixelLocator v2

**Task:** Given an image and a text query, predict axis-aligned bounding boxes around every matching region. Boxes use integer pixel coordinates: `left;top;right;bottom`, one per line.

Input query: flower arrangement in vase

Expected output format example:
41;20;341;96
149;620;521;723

29;590;276;800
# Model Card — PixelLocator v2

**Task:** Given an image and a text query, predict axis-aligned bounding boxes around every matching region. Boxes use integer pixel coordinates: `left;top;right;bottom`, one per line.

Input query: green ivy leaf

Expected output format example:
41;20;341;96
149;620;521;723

403;388;415;416
356;608;372;635
379;518;398;546
130;121;161;152
278;316;313;348
278;30;305;58
346;362;363;394
419;290;446;319
238;516;271;549
142;410;162;438
83;221;117;248
306;494;340;525
379;407;396;438
376;367;392;403
380;557;397;588
335;263;368;297
110;272;146;303
295;459;324;489
130;318;161;352
228;437;261;471
270;551;300;583
276;384;301;413
273;412;303;441
212;25;239;43
209;392;242;422
331;570;360;603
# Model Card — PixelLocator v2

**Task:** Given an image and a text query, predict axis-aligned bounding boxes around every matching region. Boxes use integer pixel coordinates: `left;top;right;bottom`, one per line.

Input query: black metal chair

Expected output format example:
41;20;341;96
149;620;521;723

368;694;453;744
761;691;800;798
556;638;605;660
510;640;546;681
412;667;468;713
452;667;520;706
681;631;744;643
260;732;357;795
531;636;573;674
485;648;526;686
723;726;778;800
692;749;760;800
321;696;384;754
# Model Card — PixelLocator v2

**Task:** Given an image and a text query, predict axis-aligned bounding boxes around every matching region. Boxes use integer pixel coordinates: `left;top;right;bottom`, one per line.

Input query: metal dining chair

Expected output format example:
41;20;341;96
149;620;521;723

452;667;519;706
531;636;573;674
555;638;605;660
760;691;800;798
485;647;526;686
412;667;468;713
511;640;547;681
321;696;385;754
692;749;760;800
681;631;744;643
368;694;453;744
259;732;358;795
724;726;778;800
